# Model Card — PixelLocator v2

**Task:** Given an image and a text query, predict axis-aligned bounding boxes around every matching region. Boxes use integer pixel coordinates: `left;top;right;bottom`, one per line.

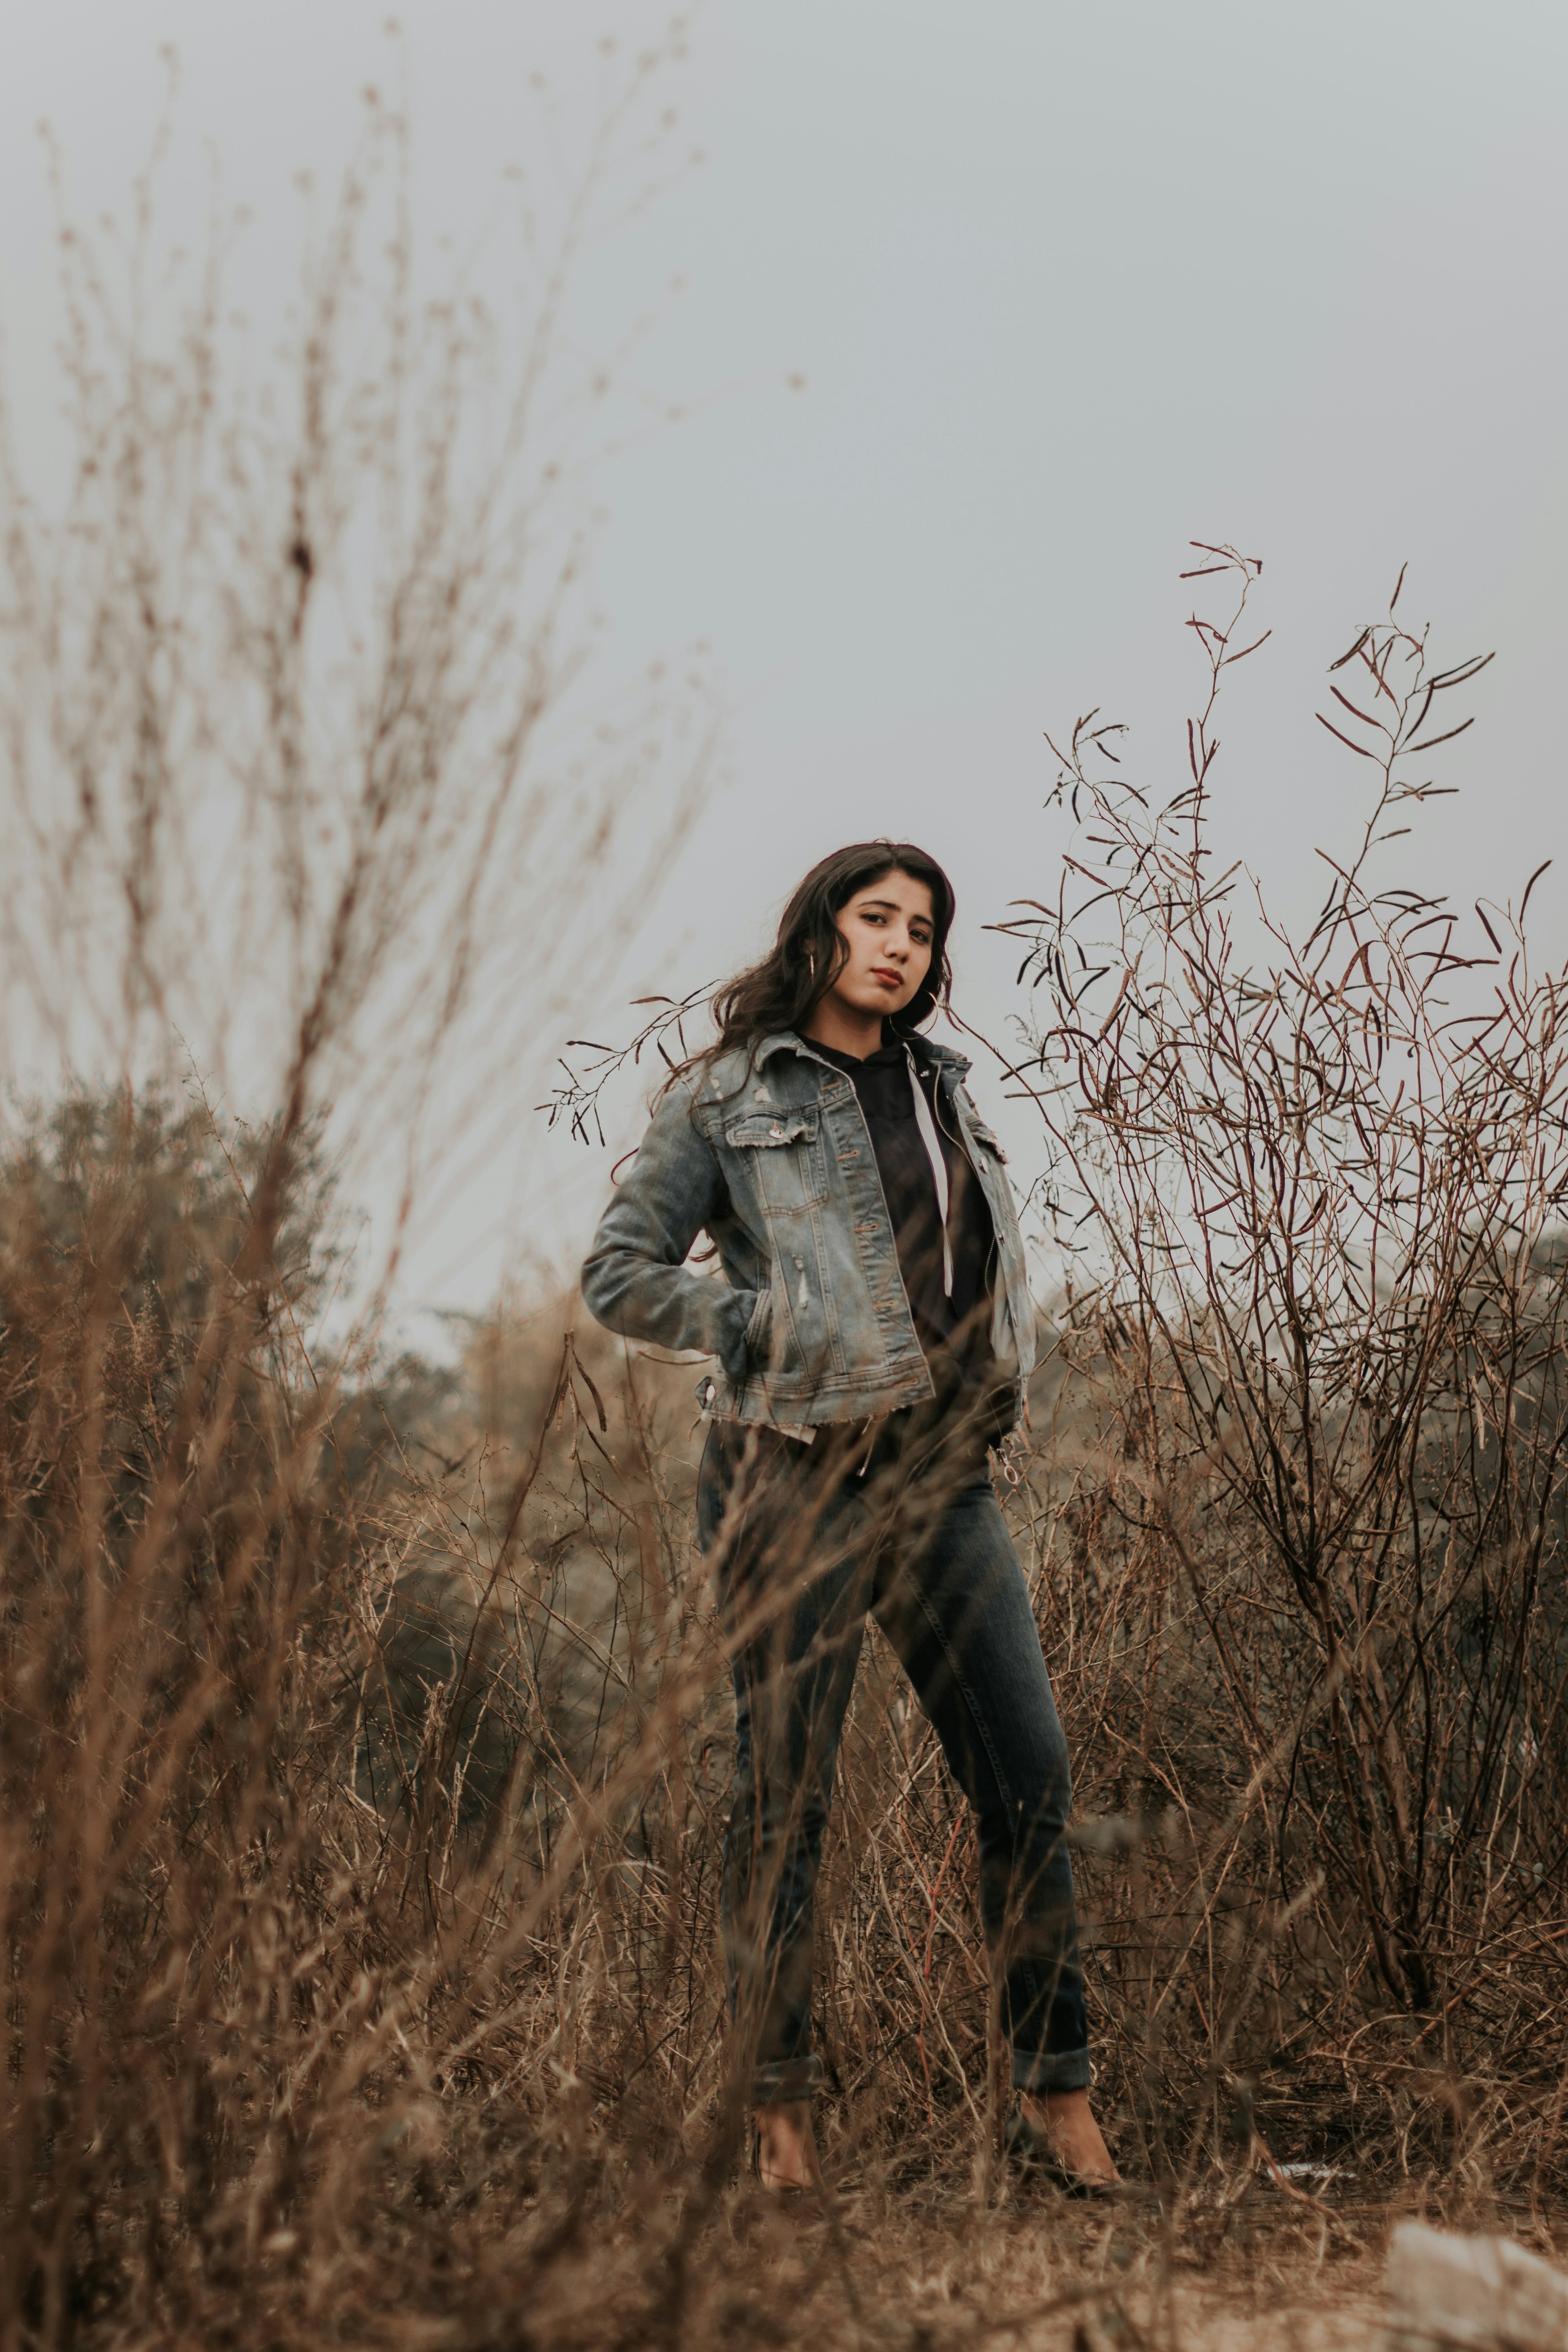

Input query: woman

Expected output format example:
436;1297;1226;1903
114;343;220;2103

581;842;1116;2194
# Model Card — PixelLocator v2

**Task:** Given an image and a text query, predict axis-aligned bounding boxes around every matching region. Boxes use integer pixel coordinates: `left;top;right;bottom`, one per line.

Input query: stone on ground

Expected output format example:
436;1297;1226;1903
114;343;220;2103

1385;2222;1568;2352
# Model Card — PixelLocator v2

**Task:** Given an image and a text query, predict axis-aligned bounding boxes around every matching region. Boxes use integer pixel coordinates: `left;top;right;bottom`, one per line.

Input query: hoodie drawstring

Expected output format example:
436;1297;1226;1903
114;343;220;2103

904;1047;953;1298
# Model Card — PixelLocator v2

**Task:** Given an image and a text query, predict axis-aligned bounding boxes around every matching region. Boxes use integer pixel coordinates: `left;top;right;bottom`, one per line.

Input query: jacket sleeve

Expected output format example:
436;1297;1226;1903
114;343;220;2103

579;1082;752;1379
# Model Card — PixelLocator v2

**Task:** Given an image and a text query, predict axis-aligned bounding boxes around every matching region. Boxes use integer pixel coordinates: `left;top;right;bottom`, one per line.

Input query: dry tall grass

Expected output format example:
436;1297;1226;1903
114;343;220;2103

3;52;1567;2352
8;1078;1565;2351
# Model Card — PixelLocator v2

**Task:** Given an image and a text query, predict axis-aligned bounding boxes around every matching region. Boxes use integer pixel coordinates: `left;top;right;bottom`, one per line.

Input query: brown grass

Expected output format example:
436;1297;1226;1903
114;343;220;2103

2;1094;1564;2348
1;49;1566;2352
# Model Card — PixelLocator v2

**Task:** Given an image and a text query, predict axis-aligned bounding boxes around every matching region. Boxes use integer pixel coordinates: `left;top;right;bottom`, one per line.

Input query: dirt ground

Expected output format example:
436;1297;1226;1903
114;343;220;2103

421;2172;1568;2352
499;2165;1568;2352
907;2229;1388;2351
716;2191;1454;2351
1025;2266;1385;2351
1099;2285;1381;2350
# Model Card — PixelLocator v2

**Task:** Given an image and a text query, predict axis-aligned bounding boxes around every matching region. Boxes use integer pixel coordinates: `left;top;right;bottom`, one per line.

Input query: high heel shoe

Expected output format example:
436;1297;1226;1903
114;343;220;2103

1003;2107;1118;2198
750;2124;814;2198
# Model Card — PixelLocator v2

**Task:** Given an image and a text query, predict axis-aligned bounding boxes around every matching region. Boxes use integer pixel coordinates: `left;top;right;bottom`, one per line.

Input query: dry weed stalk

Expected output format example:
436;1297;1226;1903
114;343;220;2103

990;546;1568;2205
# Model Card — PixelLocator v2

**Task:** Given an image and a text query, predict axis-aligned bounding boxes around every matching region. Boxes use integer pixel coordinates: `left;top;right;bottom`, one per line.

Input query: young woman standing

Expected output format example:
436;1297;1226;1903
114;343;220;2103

581;842;1116;2194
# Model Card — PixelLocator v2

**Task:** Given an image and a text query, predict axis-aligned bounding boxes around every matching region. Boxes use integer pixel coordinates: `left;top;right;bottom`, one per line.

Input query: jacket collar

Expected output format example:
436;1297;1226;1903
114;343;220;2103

754;1029;972;1079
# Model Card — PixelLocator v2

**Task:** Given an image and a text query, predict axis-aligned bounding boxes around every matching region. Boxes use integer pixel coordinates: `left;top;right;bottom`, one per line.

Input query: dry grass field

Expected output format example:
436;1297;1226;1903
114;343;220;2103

3;68;1568;2349
1;1107;1563;2346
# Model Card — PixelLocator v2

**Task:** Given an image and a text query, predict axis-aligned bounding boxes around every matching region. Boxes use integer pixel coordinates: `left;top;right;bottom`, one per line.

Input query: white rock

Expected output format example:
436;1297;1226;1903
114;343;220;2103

1385;2221;1568;2352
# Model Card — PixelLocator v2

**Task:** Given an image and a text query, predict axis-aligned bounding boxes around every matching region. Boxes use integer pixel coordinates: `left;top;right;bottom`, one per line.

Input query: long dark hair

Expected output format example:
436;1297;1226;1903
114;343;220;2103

705;840;956;1066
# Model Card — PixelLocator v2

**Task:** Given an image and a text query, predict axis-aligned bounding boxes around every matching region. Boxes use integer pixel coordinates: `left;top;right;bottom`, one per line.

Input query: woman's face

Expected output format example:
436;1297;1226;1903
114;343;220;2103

823;869;936;1024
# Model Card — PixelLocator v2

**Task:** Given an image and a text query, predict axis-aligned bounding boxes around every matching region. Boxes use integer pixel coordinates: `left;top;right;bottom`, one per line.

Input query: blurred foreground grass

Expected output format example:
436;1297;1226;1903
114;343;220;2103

1;1088;1565;2348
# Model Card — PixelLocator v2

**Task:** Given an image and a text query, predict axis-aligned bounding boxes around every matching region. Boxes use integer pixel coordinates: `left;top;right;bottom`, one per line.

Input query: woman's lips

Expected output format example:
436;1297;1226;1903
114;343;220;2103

872;969;901;988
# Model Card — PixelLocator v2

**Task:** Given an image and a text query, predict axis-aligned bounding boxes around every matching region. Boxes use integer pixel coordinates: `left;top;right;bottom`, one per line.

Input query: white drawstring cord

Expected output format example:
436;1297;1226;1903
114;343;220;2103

904;1047;953;1298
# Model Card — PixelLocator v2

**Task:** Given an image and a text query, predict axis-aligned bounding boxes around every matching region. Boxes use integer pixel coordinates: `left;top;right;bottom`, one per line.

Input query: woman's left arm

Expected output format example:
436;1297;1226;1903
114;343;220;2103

579;1082;752;1381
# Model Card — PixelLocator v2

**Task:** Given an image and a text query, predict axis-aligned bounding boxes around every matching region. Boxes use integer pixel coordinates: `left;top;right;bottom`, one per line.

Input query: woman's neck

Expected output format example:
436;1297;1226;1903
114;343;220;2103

801;999;886;1059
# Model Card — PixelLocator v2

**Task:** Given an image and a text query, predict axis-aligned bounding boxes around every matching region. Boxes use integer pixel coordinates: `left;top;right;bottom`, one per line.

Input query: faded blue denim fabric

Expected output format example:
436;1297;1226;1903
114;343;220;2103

700;1424;1091;2103
579;1032;1037;1431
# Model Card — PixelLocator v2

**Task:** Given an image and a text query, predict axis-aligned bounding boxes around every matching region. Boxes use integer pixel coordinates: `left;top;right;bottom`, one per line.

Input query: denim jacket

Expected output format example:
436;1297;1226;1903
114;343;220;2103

579;1030;1037;1432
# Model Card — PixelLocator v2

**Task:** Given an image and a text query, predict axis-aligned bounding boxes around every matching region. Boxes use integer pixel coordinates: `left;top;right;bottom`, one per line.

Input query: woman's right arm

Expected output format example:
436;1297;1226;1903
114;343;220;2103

579;1082;750;1381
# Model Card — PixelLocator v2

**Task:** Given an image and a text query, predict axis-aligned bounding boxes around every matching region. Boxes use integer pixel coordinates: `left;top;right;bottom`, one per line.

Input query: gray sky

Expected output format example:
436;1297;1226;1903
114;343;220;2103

4;0;1566;1329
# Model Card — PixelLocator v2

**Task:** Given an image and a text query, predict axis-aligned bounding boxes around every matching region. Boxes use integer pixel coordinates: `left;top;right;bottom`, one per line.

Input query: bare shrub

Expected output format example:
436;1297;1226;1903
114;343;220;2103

0;50;714;1240
988;546;1568;2207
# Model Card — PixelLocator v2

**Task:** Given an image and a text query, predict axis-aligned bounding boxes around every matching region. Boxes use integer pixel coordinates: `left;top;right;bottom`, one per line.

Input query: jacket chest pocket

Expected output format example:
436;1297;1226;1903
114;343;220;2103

966;1121;1007;1165
722;1106;829;1215
954;1085;1007;1165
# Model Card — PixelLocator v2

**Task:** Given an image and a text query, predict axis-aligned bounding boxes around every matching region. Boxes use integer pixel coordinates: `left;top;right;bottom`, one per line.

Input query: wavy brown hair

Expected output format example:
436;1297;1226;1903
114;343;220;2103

704;840;956;1070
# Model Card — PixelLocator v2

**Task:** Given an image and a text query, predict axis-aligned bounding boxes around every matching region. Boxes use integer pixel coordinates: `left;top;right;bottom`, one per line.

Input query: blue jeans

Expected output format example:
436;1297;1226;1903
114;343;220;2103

698;1420;1091;2105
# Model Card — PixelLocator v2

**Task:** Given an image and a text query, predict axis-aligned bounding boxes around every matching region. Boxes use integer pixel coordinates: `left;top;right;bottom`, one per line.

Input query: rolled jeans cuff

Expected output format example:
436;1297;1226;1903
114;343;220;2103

1013;2045;1092;2095
752;2053;824;2102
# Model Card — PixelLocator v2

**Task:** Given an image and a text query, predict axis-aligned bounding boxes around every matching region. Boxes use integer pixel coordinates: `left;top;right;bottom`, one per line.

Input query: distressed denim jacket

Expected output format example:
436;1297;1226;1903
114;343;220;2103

579;1030;1037;1432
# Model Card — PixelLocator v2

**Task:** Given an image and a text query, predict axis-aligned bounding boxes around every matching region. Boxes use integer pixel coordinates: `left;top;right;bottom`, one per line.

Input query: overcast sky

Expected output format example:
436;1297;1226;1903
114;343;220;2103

4;1;1565;1326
